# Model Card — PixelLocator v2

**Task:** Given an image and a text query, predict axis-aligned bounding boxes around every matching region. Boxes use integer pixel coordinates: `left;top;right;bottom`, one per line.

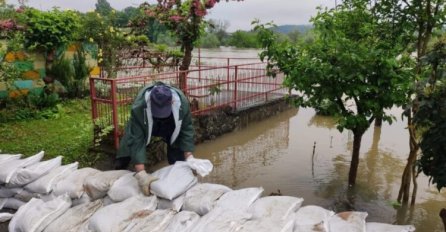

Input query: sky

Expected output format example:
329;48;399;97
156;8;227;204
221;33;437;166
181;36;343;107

5;0;336;32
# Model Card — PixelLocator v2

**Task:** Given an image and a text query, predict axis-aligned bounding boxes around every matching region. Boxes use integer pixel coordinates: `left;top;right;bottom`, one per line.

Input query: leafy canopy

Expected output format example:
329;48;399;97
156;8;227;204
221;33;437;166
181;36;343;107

414;38;446;191
255;0;413;134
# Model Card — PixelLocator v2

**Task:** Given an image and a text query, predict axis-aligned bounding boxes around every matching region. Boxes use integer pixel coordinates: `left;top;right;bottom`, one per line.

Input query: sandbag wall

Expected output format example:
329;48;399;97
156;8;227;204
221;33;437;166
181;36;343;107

0;152;416;232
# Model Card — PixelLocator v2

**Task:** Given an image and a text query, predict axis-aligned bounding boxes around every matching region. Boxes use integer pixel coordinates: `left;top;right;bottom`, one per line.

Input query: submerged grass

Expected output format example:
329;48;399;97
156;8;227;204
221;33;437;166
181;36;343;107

0;98;105;167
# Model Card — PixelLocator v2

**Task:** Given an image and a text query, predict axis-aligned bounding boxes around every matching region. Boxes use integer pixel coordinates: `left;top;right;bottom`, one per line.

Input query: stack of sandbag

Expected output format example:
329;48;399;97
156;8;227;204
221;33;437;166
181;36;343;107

1;151;417;232
0;152;66;212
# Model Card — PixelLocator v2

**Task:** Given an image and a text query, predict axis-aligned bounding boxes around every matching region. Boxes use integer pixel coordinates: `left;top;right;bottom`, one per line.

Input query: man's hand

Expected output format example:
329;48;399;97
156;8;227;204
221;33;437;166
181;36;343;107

134;170;159;196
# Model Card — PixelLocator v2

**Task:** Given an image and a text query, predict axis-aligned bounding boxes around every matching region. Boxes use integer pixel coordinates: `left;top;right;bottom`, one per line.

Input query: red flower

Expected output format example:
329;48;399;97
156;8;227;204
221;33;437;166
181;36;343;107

169;15;184;22
205;0;217;9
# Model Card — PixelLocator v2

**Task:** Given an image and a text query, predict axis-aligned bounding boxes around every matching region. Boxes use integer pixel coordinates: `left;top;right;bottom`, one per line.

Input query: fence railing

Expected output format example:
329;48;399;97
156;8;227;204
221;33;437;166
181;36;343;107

90;61;287;149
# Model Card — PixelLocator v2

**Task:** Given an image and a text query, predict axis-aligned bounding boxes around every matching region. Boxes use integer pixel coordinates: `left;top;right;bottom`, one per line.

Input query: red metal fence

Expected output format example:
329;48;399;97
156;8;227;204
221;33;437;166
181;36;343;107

90;59;287;149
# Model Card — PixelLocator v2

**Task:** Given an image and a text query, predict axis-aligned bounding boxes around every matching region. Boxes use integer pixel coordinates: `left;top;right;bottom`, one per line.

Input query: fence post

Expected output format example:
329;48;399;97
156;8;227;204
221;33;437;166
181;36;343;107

89;78;98;121
226;58;230;92
234;65;238;111
198;47;201;82
110;79;120;150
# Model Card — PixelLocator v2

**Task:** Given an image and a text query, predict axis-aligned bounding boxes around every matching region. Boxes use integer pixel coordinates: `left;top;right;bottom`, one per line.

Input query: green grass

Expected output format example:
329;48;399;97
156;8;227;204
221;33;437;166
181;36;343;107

0;98;105;167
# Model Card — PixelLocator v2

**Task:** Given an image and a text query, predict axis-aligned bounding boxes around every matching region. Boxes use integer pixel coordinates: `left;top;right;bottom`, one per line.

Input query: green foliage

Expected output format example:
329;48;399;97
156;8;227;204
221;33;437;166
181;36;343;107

0;90;61;122
227;30;260;48
414;38;446;191
72;45;92;97
198;32;220;48
254;1;413;134
0;98;102;167
95;0;113;16
0;61;22;89
47;56;74;91
115;6;139;27
24;8;80;53
80;11;132;78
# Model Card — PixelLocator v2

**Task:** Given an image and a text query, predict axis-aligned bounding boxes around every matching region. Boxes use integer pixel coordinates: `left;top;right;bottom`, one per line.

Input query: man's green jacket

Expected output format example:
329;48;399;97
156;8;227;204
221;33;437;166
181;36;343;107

117;83;195;165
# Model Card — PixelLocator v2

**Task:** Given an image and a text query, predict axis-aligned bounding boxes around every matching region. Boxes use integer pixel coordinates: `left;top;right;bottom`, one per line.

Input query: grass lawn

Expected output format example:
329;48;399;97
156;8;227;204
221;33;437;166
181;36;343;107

0;98;106;167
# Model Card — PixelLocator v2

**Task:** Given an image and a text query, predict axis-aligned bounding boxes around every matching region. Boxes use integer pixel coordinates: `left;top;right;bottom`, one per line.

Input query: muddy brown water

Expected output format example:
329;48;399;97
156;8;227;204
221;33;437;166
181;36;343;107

154;106;446;232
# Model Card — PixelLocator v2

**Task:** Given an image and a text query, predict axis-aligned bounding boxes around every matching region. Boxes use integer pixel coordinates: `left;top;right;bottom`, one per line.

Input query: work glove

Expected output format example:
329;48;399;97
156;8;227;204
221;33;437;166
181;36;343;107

134;170;159;196
186;155;213;177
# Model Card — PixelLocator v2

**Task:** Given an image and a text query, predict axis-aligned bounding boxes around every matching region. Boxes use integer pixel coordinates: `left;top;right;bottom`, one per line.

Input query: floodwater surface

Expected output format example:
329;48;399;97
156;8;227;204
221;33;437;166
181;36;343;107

181;48;445;231
188;107;446;232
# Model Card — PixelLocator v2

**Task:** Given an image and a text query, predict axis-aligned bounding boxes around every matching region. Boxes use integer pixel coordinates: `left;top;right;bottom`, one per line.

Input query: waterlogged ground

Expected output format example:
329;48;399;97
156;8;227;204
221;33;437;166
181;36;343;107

182;107;446;232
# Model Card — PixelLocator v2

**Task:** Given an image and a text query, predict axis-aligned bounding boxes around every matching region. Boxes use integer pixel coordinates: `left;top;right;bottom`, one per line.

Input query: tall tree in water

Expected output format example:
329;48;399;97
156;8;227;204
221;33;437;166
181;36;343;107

415;39;446;191
140;0;242;90
389;0;445;206
255;0;412;187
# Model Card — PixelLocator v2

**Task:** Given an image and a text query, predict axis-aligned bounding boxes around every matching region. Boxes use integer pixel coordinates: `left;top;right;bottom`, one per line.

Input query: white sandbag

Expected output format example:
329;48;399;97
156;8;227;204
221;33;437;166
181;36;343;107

182;183;232;216
121;209;176;232
249;196;304;221
162;210;200;232
0;197;26;210
189;207;252;232
150;162;198;200
72;193;91;207
102;195;116;206
7;156;62;187
44;200;103;232
0;212;14;222
53;167;100;199
366;222;416;232
107;172;141;202
236;218;294;232
293;205;335;232
14;189;38;202
0;151;44;184
0;154;22;165
0;186;22;198
87;195;157;232
214;187;264;211
84;170;130;200
327;211;367;232
8;194;71;232
157;193;185;212
25;162;79;194
38;193;58;202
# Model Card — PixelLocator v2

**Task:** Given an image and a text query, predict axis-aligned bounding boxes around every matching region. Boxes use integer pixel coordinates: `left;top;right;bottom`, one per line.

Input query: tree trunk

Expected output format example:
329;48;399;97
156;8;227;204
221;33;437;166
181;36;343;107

179;43;193;91
397;114;419;205
348;131;364;187
440;208;446;232
374;115;382;127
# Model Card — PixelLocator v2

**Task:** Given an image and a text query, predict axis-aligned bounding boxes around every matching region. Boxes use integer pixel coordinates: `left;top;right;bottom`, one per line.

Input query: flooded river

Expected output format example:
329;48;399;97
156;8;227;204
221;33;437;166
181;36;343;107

155;105;446;232
186;48;446;231
196;107;446;232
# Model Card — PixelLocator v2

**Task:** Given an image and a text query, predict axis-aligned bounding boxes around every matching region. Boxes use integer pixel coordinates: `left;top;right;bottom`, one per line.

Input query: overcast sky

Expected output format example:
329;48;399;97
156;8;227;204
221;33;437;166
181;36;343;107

6;0;335;32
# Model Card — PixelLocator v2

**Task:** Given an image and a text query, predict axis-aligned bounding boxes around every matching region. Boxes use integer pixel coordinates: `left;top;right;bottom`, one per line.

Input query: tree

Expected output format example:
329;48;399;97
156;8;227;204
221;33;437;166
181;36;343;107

198;32;220;48
388;0;446;206
207;19;230;45
227;30;260;48
140;0;241;90
414;38;446;191
24;8;80;70
255;0;412;187
95;0;113;16
287;30;301;44
115;6;139;27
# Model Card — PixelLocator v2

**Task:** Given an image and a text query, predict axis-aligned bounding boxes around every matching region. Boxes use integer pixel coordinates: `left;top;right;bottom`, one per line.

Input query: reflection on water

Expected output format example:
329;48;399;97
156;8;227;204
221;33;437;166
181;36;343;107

192;107;446;232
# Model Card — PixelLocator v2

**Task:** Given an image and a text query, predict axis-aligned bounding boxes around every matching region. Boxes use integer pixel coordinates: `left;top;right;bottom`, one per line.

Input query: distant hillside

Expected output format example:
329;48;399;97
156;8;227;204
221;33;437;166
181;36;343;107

273;25;313;34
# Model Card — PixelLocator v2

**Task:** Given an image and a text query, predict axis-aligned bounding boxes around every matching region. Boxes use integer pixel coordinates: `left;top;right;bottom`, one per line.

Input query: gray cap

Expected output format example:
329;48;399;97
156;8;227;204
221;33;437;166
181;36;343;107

150;85;172;118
